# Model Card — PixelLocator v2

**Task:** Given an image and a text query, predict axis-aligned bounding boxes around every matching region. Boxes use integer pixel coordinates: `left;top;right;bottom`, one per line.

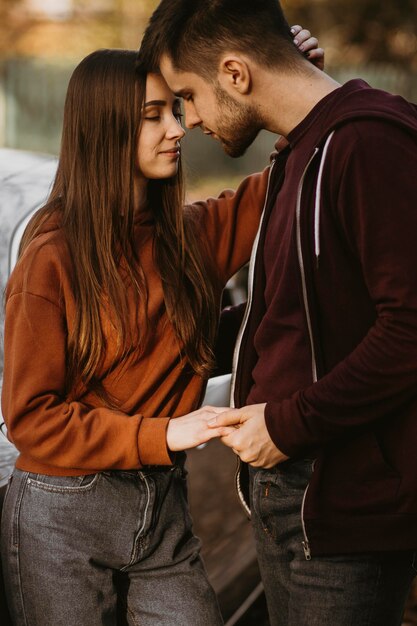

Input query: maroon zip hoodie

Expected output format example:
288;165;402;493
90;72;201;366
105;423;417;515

234;79;417;555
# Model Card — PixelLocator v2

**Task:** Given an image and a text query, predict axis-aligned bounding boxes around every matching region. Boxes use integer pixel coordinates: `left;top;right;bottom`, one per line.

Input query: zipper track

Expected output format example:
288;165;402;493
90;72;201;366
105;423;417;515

296;147;324;560
235;457;251;517
229;161;276;408
300;482;312;560
231;147;325;547
230;161;276;517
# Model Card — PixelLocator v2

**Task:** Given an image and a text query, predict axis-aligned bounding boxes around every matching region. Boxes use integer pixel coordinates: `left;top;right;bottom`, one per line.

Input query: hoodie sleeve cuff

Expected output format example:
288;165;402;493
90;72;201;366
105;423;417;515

265;401;300;458
137;417;173;466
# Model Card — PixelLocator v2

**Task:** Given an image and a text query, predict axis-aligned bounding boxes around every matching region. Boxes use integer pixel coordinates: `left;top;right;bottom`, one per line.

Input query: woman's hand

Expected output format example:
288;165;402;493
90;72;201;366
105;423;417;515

166;406;234;451
291;24;325;71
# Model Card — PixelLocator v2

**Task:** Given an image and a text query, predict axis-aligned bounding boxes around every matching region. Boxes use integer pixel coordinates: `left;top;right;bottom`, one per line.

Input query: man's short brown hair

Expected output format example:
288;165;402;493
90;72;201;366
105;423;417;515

139;0;304;79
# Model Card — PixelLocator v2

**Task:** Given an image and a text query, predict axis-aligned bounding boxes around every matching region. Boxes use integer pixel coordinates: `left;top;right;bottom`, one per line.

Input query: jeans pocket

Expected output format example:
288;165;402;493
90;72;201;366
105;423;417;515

251;464;310;544
27;472;100;494
251;469;279;541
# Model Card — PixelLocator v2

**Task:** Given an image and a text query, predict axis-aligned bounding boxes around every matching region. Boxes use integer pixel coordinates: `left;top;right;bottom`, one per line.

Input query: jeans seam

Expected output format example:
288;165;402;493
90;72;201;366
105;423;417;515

12;472;29;548
11;471;30;625
121;473;152;571
126;604;141;626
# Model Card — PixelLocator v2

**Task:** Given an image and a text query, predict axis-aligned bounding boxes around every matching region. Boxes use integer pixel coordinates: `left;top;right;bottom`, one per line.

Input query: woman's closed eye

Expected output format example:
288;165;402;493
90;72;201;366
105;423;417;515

144;107;161;121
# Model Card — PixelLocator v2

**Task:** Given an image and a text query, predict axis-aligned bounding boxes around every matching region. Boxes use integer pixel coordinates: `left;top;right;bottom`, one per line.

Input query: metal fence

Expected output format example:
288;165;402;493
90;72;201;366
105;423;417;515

330;64;417;103
0;57;75;155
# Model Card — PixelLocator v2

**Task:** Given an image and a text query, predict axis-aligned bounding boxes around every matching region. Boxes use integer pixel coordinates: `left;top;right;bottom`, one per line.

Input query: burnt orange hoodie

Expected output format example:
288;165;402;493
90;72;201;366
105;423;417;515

2;169;269;476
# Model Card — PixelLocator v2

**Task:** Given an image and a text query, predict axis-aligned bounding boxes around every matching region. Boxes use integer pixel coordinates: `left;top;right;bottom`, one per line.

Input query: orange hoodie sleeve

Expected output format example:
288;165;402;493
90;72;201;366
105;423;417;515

2;242;172;473
189;166;272;286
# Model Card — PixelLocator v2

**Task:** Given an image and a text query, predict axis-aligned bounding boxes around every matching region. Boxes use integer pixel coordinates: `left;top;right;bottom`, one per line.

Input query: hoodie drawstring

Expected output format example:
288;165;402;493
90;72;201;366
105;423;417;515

314;130;335;267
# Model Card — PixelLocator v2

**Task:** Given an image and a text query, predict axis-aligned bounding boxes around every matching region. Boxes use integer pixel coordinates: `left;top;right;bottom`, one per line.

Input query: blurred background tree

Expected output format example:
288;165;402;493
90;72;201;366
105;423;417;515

283;0;417;70
1;0;416;66
0;0;156;58
0;0;416;181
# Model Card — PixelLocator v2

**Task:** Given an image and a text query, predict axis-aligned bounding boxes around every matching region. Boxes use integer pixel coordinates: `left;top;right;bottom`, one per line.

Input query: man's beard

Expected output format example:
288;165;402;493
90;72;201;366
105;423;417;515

214;83;263;158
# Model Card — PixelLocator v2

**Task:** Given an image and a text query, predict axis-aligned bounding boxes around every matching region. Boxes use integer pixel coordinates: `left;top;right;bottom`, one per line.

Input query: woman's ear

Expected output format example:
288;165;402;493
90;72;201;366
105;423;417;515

217;55;252;95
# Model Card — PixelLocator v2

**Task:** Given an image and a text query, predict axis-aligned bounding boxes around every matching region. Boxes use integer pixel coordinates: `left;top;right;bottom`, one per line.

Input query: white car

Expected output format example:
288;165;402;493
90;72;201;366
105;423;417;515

0;148;58;489
0;148;58;624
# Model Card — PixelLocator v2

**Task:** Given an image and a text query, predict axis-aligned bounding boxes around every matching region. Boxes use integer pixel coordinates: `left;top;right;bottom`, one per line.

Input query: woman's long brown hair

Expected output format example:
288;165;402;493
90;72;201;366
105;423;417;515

19;49;217;403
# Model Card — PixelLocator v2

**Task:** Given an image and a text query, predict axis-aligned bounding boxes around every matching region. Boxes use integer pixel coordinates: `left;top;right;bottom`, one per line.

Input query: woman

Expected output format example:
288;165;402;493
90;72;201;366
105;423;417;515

1;31;322;626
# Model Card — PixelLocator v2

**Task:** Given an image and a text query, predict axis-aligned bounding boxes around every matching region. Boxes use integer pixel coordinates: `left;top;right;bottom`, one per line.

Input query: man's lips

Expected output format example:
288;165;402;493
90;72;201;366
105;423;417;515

203;130;219;140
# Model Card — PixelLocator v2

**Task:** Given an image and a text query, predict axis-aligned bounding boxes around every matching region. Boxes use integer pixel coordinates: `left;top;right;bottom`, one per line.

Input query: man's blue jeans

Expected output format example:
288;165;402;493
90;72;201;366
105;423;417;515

249;460;417;626
1;465;223;626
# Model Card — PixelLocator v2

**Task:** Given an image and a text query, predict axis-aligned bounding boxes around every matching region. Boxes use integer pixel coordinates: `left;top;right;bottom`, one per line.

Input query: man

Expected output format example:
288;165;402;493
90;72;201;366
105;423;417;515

139;1;417;624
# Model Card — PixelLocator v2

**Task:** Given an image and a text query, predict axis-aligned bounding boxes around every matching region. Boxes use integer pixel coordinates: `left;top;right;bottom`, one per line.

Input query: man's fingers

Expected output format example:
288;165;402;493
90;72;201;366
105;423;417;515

207;409;244;428
205;426;235;440
220;433;237;448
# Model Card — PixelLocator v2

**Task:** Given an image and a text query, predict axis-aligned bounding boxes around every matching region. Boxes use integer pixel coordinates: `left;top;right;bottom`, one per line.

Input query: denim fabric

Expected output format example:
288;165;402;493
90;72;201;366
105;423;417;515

249;460;417;626
0;483;12;625
1;466;223;626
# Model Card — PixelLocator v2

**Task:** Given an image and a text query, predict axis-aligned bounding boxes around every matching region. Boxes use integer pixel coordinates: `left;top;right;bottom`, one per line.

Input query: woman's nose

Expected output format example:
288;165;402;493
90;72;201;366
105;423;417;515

167;117;186;140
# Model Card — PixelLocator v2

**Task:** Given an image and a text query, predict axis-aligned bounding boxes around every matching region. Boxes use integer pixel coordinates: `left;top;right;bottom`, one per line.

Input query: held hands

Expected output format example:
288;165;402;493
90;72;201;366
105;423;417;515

167;403;290;469
208;403;289;469
166;405;235;451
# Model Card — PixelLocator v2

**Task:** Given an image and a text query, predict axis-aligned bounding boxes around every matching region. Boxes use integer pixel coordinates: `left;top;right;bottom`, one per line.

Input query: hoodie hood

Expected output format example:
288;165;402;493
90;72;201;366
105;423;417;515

303;79;417;149
289;79;417;264
273;79;417;157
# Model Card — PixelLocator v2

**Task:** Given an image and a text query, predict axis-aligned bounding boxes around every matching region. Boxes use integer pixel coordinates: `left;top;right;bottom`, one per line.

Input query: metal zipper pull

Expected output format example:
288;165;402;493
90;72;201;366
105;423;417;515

302;539;312;561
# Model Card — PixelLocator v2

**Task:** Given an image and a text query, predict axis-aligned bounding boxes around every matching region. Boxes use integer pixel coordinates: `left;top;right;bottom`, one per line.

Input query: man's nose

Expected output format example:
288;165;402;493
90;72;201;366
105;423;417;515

184;101;202;129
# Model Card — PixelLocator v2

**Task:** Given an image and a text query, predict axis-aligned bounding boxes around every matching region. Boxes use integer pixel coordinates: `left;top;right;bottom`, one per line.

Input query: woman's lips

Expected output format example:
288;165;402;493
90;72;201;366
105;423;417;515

159;148;181;157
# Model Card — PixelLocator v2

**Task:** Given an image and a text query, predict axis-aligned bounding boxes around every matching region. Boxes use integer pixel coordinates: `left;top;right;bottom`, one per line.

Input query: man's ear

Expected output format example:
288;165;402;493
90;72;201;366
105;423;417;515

217;55;252;95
